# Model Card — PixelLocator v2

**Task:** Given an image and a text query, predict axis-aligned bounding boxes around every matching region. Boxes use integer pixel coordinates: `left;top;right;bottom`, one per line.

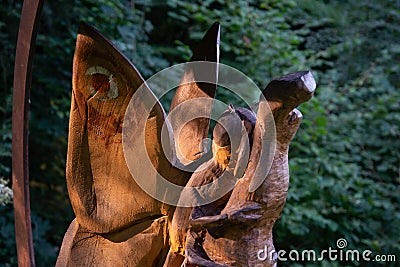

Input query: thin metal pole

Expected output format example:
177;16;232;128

12;0;44;266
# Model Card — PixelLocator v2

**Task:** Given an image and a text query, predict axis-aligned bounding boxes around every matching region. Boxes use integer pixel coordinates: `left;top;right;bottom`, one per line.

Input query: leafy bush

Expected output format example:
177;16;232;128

275;1;400;266
0;178;12;206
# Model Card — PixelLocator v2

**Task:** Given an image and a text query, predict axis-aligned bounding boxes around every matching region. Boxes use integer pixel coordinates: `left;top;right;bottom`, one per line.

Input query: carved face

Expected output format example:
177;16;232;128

211;106;256;173
213;106;256;149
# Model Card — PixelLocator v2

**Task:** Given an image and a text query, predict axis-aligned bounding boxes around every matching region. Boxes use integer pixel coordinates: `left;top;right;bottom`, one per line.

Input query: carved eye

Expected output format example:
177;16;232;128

86;66;119;100
91;73;109;93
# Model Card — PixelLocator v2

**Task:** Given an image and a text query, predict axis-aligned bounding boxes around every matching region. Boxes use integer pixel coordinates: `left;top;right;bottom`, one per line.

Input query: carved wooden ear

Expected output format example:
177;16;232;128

68;22;151;233
170;22;220;164
68;22;188;233
189;22;220;63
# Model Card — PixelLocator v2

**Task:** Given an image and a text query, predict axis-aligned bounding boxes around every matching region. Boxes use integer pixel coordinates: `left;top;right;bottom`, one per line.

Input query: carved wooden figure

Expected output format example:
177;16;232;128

165;106;257;266
57;21;315;267
184;71;316;267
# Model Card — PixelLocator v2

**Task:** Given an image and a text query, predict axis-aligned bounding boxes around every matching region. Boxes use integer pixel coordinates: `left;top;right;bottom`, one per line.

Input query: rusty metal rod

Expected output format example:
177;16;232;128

12;0;44;266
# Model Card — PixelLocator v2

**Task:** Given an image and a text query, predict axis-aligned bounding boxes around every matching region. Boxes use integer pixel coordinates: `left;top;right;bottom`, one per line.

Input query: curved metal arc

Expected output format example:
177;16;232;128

12;0;44;266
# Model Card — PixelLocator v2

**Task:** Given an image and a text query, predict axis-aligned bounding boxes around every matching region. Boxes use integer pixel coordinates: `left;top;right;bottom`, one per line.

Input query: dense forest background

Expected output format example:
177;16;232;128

1;0;399;266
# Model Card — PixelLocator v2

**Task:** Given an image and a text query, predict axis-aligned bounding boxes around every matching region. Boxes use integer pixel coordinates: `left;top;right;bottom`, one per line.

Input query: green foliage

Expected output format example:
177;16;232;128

166;0;309;87
0;0;19;211
275;1;400;266
1;0;399;266
0;178;13;206
0;206;56;266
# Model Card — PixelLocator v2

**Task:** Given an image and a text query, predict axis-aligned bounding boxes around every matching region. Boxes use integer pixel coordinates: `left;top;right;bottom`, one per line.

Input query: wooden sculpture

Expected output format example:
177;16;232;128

165;106;257;266
57;21;315;267
184;71;315;267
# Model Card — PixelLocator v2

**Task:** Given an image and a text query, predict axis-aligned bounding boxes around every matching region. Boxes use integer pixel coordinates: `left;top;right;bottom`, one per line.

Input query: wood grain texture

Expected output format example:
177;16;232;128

170;22;220;163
